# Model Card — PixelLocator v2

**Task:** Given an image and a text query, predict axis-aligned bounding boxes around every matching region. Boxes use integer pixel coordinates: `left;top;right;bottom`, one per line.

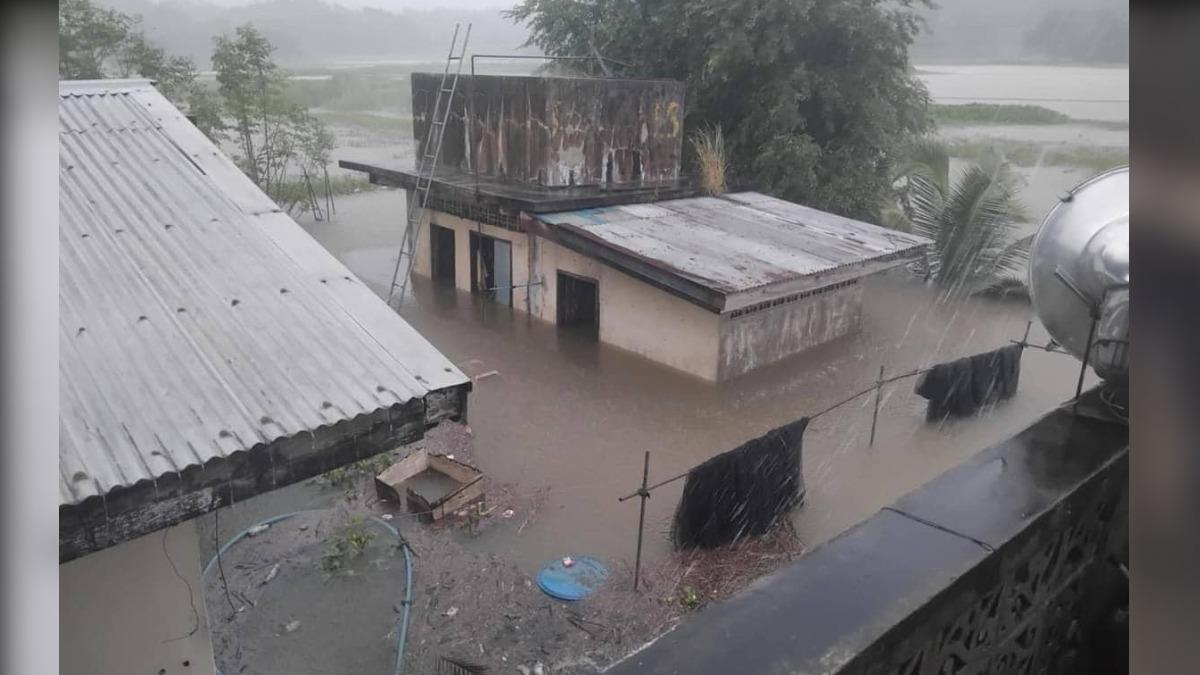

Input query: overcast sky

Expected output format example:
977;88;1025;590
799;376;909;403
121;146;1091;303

175;0;512;9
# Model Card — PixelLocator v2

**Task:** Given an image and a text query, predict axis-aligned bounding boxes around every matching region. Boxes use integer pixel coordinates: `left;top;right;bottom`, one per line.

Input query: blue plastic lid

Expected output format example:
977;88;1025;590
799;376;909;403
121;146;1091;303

536;556;609;601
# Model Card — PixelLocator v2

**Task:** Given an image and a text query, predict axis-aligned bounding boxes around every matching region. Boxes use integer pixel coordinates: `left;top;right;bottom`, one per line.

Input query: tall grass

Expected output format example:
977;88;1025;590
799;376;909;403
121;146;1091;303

691;125;727;196
930;103;1071;125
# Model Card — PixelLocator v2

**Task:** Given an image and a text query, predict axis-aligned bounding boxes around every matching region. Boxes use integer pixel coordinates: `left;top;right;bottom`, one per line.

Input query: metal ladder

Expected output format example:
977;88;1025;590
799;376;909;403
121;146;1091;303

387;23;472;307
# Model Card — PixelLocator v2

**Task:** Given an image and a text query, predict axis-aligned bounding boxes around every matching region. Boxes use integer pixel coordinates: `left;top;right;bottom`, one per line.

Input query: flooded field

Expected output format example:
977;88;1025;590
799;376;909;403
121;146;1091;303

289;189;1095;573
917;64;1129;122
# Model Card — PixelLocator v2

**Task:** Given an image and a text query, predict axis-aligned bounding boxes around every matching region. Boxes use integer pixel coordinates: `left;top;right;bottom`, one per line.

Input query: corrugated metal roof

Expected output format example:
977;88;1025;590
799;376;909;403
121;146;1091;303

538;192;931;300
59;80;468;508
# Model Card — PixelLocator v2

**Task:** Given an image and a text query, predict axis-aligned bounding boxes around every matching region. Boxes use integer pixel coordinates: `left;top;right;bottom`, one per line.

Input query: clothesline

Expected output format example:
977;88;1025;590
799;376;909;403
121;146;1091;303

618;366;941;501
618;321;1076;503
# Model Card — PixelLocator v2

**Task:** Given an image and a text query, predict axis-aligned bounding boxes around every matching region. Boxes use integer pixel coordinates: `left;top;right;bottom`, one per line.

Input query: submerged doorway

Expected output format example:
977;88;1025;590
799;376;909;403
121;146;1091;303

429;223;456;286
469;232;512;307
556;271;599;340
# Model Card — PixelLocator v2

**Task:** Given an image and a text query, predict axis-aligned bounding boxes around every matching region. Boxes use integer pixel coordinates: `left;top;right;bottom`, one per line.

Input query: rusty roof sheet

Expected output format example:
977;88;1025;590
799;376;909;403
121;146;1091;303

59;80;468;507
538;192;931;303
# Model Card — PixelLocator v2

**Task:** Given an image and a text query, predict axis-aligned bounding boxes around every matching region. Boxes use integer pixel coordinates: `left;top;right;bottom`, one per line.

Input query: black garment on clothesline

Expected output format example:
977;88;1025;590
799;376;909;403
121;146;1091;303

671;417;808;551
915;344;1022;420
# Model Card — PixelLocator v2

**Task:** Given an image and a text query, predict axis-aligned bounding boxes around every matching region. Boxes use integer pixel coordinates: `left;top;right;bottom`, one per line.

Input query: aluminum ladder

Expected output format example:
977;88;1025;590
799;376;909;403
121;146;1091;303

387;23;472;307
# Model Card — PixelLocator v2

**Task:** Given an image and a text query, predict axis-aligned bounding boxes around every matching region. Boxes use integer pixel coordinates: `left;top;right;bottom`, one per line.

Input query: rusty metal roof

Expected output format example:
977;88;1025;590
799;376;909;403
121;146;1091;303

59;80;468;508
537;192;932;312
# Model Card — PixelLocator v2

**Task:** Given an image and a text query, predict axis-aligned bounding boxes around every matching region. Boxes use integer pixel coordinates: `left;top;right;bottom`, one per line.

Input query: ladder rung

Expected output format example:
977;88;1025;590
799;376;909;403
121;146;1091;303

448;56;462;61
441;88;455;93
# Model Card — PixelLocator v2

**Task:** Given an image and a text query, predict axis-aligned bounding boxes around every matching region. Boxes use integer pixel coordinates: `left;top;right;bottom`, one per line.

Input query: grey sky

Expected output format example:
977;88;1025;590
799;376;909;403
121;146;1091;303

180;0;512;9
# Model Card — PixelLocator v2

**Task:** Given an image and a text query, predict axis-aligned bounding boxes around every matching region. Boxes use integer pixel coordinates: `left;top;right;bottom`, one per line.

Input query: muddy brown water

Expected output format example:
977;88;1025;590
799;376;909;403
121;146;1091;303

288;188;1095;573
198;188;1097;674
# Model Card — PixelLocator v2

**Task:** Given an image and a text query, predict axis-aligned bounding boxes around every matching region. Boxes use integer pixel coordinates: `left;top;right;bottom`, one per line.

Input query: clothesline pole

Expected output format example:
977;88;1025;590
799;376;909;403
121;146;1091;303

1021;320;1032;347
869;365;886;447
1074;314;1099;403
633;451;650;593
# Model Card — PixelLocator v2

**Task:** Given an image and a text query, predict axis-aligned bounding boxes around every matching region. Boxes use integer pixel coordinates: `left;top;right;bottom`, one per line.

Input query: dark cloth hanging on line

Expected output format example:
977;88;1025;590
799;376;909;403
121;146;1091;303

915;344;1023;420
671;417;808;551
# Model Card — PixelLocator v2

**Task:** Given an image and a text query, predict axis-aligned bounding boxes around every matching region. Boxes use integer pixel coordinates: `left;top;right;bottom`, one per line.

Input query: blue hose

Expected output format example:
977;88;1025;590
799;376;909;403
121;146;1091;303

203;511;414;675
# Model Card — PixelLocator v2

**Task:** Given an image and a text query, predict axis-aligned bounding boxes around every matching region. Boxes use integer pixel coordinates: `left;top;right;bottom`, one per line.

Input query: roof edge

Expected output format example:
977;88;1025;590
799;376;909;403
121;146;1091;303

60;79;157;95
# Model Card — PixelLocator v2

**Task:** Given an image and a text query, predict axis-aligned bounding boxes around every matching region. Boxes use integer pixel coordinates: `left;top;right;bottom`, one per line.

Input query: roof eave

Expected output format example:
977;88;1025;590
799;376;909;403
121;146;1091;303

58;381;469;563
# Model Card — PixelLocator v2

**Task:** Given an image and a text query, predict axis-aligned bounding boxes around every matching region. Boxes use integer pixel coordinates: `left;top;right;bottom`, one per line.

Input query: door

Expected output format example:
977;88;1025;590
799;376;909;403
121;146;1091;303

429;223;456;286
469;232;513;307
492;239;512;307
556;271;599;340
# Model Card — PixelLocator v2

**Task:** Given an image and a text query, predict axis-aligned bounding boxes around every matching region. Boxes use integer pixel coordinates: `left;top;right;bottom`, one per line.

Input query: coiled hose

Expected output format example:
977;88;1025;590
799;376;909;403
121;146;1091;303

202;511;414;675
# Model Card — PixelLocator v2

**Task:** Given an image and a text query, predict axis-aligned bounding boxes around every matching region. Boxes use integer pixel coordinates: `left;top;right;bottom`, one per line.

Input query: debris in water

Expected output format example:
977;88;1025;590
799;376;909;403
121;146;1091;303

562;557;574;568
474;370;500;382
262;563;279;585
284;620;301;633
381;513;394;520
502;509;515;519
444;606;459;618
247;524;270;537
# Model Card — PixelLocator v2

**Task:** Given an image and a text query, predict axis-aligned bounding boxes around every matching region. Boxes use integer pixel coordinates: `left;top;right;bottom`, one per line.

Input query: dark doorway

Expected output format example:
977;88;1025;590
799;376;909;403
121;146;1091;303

429;223;456;286
469;231;513;307
556;271;599;340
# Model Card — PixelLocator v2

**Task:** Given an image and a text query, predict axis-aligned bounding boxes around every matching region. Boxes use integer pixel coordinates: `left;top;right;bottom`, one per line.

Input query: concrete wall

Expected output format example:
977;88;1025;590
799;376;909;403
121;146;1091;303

719;282;864;380
413;74;685;187
61;520;216;675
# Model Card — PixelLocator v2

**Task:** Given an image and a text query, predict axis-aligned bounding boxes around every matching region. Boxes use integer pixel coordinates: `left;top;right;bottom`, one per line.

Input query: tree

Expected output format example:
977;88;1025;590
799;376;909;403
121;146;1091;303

896;142;1031;298
507;0;932;221
59;0;133;80
211;25;335;217
58;0;223;140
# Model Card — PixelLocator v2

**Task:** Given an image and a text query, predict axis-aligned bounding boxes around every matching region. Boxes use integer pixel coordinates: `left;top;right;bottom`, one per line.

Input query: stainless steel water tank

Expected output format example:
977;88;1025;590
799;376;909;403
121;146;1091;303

1027;166;1129;384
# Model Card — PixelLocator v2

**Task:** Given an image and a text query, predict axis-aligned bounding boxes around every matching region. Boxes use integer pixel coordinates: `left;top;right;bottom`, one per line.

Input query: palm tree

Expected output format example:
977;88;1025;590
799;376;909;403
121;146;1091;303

886;140;1032;298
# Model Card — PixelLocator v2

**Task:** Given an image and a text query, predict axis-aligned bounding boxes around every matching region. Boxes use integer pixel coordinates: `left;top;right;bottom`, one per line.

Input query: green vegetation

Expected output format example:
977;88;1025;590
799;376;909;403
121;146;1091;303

945;139;1128;173
691;125;728;197
679;586;702;609
930;103;1070;126
510;0;932;221
889;139;1031;297
58;0;221;136
321;516;375;572
323;451;395;491
929;103;1128;132
212;25;338;219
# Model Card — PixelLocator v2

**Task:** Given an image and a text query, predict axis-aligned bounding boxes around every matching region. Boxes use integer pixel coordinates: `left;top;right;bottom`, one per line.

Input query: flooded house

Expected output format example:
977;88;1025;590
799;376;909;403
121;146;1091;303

342;73;932;381
58;80;469;674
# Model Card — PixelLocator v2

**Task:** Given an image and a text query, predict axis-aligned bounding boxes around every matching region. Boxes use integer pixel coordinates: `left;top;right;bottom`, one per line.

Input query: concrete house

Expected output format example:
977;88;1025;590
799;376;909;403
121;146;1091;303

59;80;469;673
343;74;930;381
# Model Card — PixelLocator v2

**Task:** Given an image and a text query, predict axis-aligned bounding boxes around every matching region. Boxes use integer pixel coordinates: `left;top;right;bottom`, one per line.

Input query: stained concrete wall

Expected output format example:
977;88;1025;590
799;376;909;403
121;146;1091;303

413;74;685;187
61;520;216;675
719;282;863;380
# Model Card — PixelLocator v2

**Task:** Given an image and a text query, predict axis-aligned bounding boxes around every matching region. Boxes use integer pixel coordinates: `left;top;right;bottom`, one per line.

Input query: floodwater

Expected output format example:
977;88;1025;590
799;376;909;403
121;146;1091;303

295;189;1096;573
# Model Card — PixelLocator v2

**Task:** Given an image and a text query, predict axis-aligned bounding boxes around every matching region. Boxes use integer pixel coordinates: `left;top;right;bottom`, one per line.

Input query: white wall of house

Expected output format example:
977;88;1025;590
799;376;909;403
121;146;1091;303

61;520;216;675
538;238;722;381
